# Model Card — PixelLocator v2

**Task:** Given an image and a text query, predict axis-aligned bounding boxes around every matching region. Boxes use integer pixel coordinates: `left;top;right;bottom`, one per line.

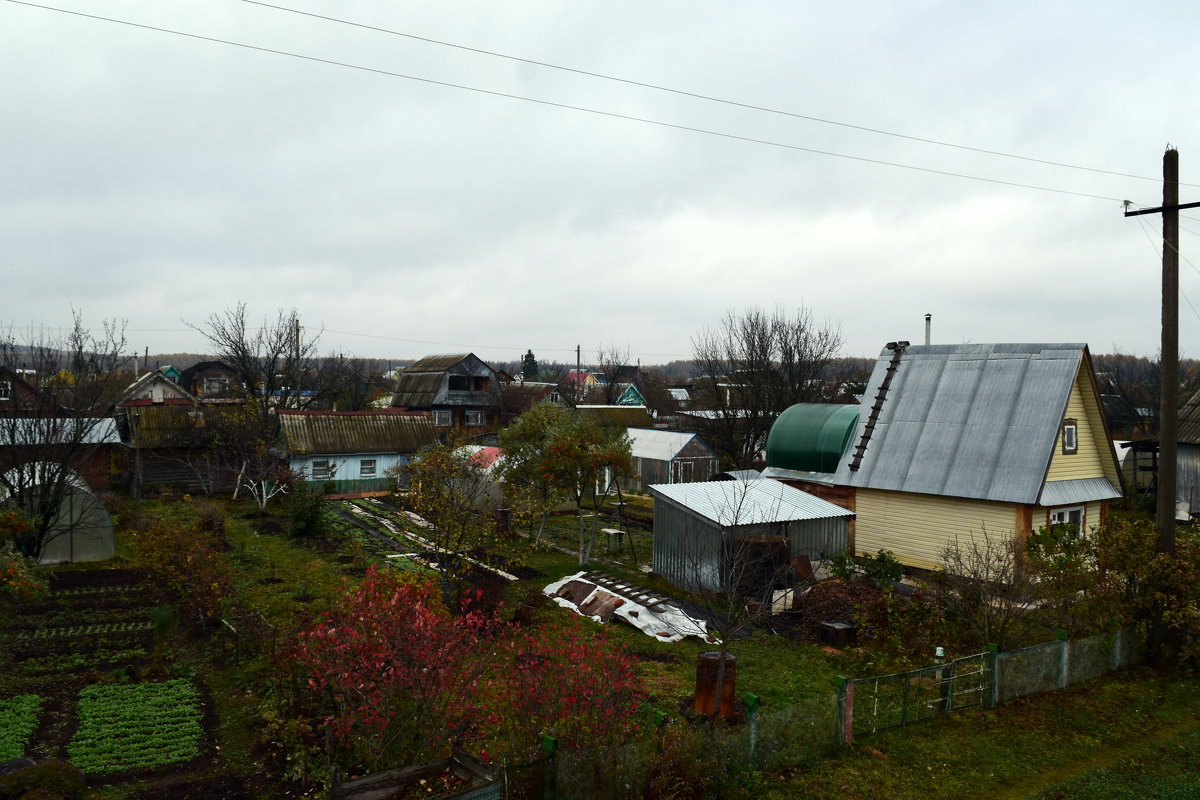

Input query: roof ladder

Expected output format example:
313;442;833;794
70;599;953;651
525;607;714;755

849;341;908;471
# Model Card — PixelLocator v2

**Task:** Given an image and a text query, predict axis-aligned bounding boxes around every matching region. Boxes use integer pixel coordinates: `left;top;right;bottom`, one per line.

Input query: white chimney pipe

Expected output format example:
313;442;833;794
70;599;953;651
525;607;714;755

924;314;932;346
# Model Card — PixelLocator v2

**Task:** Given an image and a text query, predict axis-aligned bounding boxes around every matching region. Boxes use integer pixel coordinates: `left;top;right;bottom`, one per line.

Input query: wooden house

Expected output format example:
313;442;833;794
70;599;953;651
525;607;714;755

763;343;1123;571
118;369;194;407
179;361;242;402
390;354;501;431
627;428;718;491
278;409;438;494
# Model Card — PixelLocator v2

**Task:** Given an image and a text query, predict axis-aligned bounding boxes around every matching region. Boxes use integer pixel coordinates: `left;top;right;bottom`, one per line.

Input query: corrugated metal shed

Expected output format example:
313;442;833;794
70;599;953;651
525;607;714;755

628;428;702;461
771;343;1117;505
649;479;854;526
279;410;436;455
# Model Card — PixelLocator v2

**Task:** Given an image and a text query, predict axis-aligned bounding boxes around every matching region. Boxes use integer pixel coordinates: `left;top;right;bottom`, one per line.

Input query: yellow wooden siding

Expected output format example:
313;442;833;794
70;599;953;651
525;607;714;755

1045;367;1119;484
1034;500;1105;536
855;488;1019;571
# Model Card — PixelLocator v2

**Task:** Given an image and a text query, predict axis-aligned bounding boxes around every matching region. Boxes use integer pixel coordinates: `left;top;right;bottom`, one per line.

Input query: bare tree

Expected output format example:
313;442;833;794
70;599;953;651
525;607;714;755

593;343;634;405
691;306;843;469
929;529;1037;650
0;313;128;558
187;304;348;439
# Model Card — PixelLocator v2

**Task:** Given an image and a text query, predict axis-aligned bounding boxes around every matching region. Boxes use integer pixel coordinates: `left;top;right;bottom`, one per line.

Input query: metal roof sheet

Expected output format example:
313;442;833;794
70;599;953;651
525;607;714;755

1038;477;1122;506
1179;388;1200;444
279;410;437;455
1;417;120;446
772;343;1092;504
627;428;702;461
649;478;854;526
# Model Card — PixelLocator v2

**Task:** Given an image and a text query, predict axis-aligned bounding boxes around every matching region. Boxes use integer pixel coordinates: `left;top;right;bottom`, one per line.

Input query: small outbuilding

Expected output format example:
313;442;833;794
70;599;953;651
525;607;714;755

649;478;853;596
627;428;718;491
2;463;114;565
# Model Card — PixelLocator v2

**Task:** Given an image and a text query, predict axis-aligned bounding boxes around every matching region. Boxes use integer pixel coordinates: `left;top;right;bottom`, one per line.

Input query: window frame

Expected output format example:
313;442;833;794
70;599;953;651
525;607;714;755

433;409;453;427
464;409;484;427
1061;418;1078;455
311;459;332;481
1048;505;1085;536
359;459;377;478
0;380;10;401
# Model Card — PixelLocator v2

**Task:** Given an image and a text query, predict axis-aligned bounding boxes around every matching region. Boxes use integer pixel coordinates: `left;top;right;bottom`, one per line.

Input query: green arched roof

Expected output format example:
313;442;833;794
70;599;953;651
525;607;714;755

766;403;859;473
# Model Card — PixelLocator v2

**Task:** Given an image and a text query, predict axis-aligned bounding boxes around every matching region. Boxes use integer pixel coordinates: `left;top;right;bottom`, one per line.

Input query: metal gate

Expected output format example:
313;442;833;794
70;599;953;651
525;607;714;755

841;650;993;742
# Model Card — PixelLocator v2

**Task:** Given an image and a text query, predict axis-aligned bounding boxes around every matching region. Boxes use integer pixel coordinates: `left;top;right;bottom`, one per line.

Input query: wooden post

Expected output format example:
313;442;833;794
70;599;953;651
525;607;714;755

1158;148;1180;556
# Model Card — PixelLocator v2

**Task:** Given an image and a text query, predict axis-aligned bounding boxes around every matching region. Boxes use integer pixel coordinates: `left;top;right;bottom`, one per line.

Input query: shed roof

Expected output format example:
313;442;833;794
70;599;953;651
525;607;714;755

576;405;654;428
278;409;436;455
1;417;120;446
767;343;1116;505
649;478;854;527
1179;388;1200;444
627;428;708;462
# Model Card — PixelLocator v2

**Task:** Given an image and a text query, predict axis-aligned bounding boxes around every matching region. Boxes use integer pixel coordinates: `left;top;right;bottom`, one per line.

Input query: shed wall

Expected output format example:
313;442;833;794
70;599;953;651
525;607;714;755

652;499;850;593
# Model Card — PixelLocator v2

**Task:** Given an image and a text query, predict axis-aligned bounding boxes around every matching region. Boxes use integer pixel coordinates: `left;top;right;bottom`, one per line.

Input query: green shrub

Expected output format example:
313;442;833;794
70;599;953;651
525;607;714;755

825;550;857;581
0;760;86;799
288;481;329;539
863;549;903;585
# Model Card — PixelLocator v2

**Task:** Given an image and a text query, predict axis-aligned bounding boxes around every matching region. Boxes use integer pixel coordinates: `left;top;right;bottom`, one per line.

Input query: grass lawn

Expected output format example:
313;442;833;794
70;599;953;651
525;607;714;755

762;668;1200;799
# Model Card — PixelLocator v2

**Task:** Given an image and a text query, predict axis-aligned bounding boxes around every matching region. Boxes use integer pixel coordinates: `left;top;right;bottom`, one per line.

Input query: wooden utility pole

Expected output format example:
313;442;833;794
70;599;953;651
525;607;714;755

1123;148;1200;554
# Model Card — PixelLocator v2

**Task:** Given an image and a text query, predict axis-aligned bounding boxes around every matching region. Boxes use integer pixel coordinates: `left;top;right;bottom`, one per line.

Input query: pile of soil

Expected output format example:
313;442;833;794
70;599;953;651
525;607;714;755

769;579;881;644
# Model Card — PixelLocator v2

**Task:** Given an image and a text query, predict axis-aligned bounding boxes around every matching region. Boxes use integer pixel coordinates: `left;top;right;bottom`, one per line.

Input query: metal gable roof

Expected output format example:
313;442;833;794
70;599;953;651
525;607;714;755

627;428;705;462
830;343;1089;504
650;478;854;527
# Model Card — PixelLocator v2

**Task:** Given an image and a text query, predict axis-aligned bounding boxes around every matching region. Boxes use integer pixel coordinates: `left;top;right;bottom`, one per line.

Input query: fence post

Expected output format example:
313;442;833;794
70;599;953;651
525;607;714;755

540;735;557;800
986;643;999;708
744;693;760;762
1056;629;1070;689
835;676;853;745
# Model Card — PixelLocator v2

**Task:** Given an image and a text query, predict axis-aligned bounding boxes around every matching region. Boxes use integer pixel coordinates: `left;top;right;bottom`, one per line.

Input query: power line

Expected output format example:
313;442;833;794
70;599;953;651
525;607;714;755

1136;217;1200;326
3;0;1146;206
242;0;1195;189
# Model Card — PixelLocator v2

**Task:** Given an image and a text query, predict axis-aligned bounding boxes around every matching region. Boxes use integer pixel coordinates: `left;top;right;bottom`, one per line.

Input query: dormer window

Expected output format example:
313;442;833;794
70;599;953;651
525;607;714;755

1061;418;1078;455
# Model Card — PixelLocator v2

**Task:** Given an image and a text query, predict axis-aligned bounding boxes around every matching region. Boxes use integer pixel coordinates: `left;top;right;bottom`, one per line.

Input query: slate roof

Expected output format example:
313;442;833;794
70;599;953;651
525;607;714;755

649;478;854;527
767;343;1117;505
1178;388;1200;444
575;405;654;429
278;410;436;455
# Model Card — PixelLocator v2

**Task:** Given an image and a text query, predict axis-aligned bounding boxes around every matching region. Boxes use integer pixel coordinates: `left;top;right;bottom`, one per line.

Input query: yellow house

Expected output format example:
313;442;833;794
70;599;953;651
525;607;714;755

763;343;1123;571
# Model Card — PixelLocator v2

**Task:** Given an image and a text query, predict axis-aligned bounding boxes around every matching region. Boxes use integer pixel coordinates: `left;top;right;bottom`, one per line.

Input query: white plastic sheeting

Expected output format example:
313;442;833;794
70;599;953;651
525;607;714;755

544;571;712;643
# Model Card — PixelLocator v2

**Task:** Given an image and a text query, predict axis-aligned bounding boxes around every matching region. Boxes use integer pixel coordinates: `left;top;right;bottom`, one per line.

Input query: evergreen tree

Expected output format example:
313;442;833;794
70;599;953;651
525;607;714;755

521;349;539;381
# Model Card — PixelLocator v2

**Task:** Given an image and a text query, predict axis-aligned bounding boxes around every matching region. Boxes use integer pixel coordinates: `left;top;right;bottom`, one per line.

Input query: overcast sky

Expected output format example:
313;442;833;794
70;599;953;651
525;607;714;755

4;1;1199;367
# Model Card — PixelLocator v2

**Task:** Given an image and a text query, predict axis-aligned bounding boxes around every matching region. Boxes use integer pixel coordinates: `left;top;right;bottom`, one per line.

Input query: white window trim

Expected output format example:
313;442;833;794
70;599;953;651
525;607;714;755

360;459;377;478
312;459;332;480
1048;505;1085;535
0;380;10;401
433;410;452;427
465;410;484;426
1061;419;1078;455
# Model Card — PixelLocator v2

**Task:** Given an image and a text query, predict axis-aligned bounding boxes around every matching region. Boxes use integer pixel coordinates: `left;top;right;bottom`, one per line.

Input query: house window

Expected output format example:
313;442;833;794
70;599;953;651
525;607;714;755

312;460;332;480
448;375;471;391
1061;418;1078;455
203;376;229;395
1049;506;1084;536
0;381;10;401
465;410;484;427
360;459;377;478
433;410;453;427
